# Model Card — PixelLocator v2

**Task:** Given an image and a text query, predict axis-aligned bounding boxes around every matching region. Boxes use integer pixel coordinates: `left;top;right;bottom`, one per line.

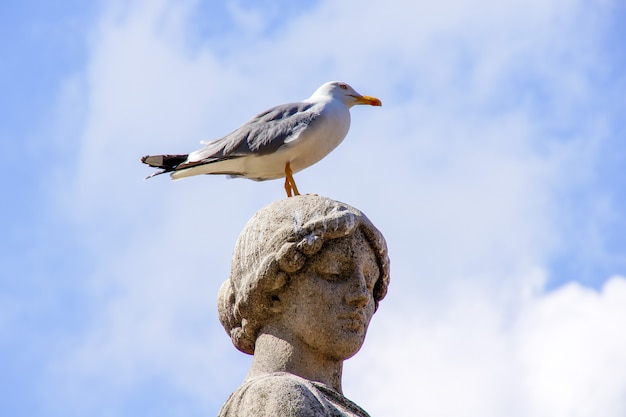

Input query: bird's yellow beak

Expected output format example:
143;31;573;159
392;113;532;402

352;94;382;106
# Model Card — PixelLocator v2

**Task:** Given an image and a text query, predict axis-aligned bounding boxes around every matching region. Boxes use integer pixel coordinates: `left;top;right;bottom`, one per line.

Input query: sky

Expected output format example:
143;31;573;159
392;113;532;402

1;0;626;416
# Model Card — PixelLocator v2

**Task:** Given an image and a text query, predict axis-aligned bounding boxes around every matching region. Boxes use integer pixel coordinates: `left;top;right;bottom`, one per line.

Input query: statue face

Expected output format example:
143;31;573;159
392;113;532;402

278;229;380;361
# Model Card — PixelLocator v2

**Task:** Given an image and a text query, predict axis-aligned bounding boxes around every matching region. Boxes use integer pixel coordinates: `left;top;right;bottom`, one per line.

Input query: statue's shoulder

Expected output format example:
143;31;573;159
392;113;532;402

218;372;370;417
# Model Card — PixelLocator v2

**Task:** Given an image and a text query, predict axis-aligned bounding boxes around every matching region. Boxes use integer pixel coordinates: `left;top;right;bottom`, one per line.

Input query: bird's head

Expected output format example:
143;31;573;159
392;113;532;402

313;81;382;108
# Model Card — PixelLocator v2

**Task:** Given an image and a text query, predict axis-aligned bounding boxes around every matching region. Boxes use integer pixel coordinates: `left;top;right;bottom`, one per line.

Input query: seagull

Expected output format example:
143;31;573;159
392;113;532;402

141;81;381;197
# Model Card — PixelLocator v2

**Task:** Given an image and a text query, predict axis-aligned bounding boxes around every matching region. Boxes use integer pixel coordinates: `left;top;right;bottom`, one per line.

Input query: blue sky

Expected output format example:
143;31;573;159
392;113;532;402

2;1;626;416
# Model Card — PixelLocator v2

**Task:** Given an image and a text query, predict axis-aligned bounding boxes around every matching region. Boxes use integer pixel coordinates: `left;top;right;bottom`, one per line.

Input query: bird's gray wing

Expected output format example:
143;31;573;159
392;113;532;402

179;102;319;168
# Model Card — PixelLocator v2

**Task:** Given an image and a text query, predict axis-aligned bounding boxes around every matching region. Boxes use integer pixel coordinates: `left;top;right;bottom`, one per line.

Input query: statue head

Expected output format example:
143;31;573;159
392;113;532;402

218;195;390;355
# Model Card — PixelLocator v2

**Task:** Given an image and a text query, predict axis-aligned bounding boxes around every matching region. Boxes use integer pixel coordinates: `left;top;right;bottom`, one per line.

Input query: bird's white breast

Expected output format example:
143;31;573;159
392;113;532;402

281;99;351;174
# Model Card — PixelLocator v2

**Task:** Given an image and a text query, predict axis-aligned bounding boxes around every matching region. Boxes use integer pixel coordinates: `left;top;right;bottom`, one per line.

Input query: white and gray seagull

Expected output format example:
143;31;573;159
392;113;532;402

141;81;381;197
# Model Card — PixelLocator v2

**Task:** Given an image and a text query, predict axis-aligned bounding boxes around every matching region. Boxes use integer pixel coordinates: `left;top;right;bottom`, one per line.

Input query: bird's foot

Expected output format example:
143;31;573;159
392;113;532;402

284;162;301;197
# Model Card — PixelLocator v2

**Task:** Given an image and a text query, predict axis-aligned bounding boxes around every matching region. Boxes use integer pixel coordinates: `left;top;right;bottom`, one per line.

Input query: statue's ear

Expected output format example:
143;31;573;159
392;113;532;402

267;271;289;314
268;293;284;313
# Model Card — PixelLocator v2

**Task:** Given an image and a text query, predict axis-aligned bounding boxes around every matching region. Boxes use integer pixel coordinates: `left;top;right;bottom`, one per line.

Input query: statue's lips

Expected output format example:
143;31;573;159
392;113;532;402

337;313;367;331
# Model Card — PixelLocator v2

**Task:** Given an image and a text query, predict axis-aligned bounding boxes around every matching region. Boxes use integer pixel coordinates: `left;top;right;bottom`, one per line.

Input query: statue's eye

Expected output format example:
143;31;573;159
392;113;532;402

339;84;348;90
319;271;342;282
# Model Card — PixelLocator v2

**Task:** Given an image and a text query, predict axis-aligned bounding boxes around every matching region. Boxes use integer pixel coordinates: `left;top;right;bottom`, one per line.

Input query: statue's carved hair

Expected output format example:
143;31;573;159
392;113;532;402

218;195;390;354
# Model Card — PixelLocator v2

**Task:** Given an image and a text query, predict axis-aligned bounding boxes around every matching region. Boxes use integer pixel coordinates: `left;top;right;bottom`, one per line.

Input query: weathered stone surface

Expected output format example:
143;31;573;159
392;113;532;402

217;195;390;417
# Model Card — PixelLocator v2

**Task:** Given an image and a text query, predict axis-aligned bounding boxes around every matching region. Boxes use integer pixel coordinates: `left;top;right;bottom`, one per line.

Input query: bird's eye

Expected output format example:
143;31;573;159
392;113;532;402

339;84;348;90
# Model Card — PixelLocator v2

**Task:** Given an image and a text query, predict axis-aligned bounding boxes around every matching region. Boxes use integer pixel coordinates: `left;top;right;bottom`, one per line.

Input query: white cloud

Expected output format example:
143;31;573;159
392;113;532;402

348;273;626;417
518;276;626;416
43;0;625;415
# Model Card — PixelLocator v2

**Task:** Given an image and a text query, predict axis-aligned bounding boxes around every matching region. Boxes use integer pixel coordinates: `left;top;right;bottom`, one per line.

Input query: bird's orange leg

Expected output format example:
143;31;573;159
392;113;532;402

284;162;300;197
284;177;293;197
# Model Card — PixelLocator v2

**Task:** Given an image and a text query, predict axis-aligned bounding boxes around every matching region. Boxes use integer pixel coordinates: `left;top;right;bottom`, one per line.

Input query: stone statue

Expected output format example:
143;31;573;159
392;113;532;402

217;195;390;416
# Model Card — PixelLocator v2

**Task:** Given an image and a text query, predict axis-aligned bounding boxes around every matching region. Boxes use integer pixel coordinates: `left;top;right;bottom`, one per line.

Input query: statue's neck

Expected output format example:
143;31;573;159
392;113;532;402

247;329;344;394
